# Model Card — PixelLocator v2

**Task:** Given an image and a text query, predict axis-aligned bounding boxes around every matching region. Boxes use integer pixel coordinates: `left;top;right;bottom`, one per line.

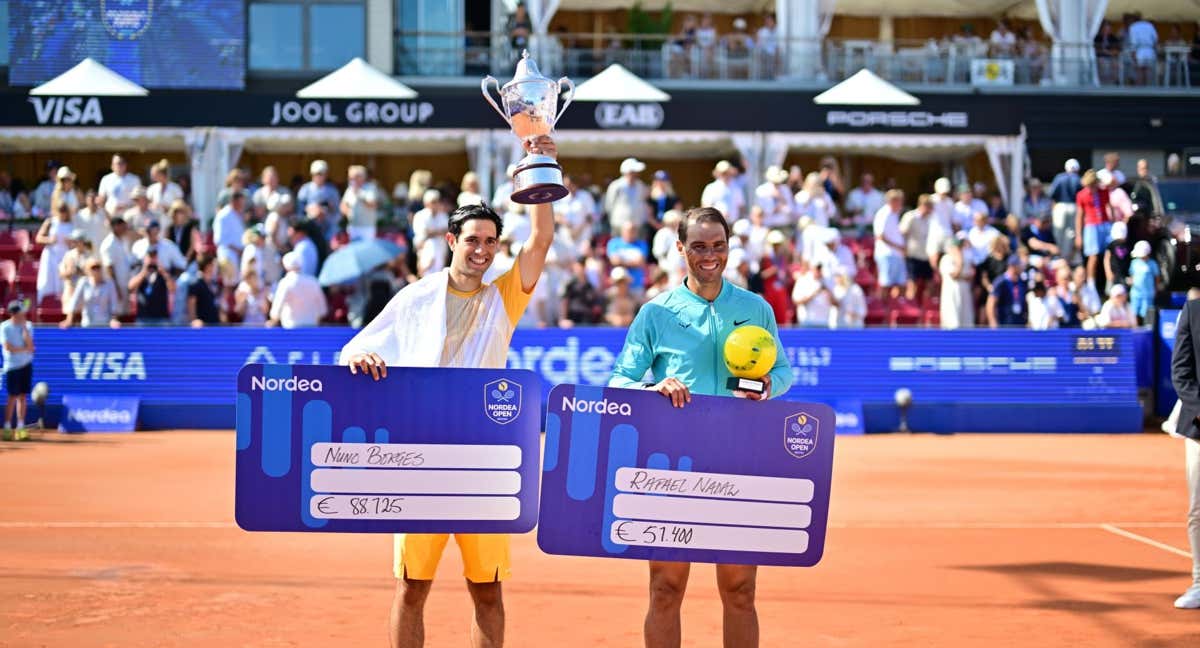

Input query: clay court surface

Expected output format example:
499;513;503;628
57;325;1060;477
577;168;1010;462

1;431;1197;647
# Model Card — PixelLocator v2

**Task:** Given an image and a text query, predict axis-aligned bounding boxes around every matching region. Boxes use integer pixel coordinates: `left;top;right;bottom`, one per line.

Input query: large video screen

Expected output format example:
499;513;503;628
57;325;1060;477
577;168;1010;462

8;0;245;89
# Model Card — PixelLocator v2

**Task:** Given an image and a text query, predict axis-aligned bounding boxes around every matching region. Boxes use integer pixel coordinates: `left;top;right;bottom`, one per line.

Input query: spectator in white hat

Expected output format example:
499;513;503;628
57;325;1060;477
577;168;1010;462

341;164;380;242
829;269;866;329
50;165;83;215
269;251;327;328
701;160;745;222
145;159;184;220
604;158;651;235
755;165;797;229
262;191;293;253
1098;283;1134;328
297;160;341;240
123;186;161;232
1103;219;1132;290
1128;239;1159;324
845;172;885;234
813;227;855;286
926;177;955;269
492;164;519;214
98;154;142;216
1049;158;1082;258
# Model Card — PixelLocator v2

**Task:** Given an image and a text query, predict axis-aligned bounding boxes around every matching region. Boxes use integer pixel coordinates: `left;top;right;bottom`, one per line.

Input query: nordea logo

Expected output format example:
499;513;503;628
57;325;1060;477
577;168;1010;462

250;376;324;392
561;396;632;416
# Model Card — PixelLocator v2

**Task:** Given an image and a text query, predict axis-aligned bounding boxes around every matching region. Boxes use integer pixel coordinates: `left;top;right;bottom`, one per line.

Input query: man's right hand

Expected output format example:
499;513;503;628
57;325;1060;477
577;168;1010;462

347;352;388;381
650;377;691;408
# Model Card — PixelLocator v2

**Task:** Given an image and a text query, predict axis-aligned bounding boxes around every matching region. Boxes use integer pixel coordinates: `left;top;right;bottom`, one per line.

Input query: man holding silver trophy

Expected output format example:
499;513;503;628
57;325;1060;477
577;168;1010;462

341;51;570;648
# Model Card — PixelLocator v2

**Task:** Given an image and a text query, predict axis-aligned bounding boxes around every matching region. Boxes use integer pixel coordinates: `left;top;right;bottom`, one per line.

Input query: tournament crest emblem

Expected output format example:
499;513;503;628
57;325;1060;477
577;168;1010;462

784;412;818;459
102;0;154;40
483;379;522;425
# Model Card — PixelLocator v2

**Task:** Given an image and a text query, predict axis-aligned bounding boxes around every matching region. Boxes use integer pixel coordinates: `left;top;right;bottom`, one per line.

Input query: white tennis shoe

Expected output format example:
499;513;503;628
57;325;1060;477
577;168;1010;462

1174;585;1200;609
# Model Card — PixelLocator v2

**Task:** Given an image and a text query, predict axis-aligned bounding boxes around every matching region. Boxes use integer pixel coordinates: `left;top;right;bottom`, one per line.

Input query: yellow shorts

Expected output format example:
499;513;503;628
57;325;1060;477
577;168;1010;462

393;533;510;583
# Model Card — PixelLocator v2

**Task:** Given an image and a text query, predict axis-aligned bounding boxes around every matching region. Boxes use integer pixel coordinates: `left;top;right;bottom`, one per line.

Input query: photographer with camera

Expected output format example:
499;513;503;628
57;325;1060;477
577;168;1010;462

129;248;175;325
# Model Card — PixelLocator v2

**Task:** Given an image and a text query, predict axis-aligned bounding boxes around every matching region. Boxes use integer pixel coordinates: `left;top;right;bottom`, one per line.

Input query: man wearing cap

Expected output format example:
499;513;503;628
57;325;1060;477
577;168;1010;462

701;160;745;223
98;218;133;315
1049;158;1082;260
124;186;161;232
1103;220;1132;290
605;158;651;236
214;190;248;272
269;252;328;329
297;160;341;240
1021;178;1052;224
1020;210;1060;258
845;173;885;234
132;220;187;275
98;154;143;216
1128;239;1159;324
1;299;34;440
32;160;61;219
129;247;175;324
62;258;122;329
926;178;955;270
754;166;797;230
986;257;1028;328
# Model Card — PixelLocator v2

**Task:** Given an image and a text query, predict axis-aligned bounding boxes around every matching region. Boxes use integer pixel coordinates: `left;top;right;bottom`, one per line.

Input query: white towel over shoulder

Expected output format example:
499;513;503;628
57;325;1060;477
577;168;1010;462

338;269;512;369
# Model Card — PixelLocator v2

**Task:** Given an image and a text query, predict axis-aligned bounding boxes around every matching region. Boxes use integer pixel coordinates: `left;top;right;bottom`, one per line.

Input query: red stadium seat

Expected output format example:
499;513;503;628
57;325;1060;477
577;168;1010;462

922;308;941;328
865;297;888;326
35;295;63;324
888;298;923;327
14;260;37;296
0;231;22;263
0;259;16;286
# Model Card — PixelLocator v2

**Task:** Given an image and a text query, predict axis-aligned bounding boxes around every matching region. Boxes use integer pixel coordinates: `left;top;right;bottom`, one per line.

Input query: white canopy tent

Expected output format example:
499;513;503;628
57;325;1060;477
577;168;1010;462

296;58;418;99
813;69;920;105
30;58;149;96
570;64;672;102
762;130;1028;215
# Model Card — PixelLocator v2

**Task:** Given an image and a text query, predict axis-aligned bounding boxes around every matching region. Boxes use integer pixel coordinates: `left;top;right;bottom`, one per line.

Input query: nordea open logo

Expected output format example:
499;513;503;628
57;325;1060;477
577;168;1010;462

250;376;324;392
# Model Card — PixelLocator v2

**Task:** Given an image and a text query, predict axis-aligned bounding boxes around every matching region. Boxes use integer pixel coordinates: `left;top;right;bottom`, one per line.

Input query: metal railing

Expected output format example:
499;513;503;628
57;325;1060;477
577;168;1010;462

394;31;1197;90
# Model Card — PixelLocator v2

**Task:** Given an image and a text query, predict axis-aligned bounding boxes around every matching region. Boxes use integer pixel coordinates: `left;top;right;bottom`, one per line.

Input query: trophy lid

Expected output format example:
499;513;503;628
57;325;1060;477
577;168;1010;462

506;50;550;88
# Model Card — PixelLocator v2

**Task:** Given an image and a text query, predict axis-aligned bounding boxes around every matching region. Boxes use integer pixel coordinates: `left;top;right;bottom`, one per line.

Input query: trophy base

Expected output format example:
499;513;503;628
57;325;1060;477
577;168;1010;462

511;155;568;204
727;377;766;395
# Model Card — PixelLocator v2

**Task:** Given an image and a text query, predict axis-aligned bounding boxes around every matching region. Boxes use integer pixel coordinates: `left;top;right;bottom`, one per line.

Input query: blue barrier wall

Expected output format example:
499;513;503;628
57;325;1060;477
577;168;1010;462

24;326;1142;433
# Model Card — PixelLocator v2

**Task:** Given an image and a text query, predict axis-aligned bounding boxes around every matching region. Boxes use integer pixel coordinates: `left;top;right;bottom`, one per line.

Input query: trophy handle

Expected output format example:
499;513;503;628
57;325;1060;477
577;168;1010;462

480;76;510;126
554;77;575;128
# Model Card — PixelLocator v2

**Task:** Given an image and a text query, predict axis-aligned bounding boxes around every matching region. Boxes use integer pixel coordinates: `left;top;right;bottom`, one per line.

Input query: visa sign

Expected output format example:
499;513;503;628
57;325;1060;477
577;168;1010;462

70;352;147;380
29;97;104;125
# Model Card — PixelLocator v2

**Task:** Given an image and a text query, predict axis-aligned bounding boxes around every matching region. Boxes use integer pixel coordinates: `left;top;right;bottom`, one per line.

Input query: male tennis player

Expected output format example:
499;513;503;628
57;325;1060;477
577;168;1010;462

342;136;556;648
609;206;793;648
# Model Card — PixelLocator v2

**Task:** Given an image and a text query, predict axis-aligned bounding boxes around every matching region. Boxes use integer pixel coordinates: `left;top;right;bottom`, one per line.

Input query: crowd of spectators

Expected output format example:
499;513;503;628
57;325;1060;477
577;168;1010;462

0;147;1174;331
1095;15;1200;85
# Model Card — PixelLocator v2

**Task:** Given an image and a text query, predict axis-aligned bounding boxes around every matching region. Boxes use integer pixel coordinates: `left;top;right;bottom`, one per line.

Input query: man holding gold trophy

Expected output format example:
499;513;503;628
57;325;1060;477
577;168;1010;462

340;51;571;648
610;206;793;648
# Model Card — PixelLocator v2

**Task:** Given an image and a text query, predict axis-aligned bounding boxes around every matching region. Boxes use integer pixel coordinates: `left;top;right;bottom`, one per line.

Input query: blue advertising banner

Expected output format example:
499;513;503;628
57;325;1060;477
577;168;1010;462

235;365;543;534
26;326;1142;433
1159;309;1182;417
59;394;139;433
538;385;836;566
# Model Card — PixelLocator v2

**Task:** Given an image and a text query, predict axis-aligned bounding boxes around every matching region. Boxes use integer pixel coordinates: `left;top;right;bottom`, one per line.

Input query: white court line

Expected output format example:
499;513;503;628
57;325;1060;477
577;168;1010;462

0;521;235;529
1100;523;1192;559
0;520;1182;530
828;521;1182;529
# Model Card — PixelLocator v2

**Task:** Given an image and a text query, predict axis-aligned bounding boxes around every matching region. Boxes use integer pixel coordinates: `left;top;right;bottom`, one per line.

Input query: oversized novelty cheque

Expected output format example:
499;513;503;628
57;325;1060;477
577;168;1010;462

235;364;542;534
537;384;836;567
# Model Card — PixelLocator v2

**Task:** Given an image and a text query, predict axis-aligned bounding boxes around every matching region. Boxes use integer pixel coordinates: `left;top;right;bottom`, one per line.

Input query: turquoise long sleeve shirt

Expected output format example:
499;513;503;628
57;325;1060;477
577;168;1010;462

608;279;793;398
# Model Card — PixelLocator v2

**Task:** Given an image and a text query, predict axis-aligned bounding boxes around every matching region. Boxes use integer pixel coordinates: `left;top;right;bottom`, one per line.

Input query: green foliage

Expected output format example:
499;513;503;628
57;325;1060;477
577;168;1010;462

628;1;673;50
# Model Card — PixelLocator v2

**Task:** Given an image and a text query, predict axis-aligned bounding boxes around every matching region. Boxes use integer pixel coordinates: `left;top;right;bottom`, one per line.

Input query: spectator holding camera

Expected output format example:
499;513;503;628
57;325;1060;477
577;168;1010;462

129;249;175;324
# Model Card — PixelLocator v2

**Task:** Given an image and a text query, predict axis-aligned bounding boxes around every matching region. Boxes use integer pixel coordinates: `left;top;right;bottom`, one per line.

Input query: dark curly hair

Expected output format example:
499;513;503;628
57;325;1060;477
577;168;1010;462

448;203;504;238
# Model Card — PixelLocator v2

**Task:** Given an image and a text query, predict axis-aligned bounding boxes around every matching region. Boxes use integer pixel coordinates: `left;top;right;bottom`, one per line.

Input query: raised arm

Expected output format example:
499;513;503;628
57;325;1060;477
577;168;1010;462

515;135;558;293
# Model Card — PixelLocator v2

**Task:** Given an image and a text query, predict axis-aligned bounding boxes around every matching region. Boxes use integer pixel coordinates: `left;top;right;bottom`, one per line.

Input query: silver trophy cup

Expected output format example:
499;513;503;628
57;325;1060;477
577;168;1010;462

482;51;574;204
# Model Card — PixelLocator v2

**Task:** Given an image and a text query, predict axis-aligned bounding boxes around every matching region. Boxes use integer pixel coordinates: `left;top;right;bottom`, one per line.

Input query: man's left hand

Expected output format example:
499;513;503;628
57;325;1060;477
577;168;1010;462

733;375;771;401
524;135;557;160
